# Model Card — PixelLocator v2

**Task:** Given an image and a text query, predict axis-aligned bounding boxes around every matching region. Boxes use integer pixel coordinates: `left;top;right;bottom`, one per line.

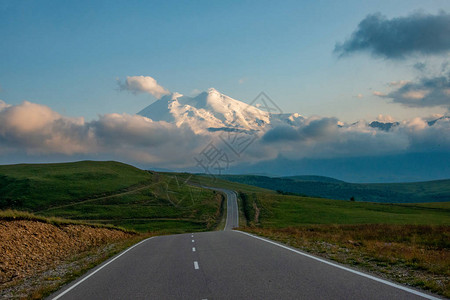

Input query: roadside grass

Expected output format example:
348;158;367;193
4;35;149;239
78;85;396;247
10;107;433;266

238;191;450;297
0;209;134;233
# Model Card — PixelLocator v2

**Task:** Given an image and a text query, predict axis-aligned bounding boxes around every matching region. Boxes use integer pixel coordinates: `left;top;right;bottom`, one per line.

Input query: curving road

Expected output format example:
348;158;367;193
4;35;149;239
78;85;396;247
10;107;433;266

205;187;239;230
49;188;439;300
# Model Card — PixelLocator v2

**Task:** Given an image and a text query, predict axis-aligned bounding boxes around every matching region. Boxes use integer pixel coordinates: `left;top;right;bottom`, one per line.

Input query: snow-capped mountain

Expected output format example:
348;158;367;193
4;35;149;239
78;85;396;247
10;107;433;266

138;88;448;134
138;88;303;134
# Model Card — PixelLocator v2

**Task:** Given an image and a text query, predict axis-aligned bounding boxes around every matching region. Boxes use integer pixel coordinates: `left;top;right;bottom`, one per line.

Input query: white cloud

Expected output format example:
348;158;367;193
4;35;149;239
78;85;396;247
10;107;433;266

0;100;10;111
118;75;170;99
256;114;450;161
376;114;395;122
372;91;386;97
0;101;92;155
388;80;409;87
402;89;429;100
190;89;202;96
429;113;444;120
0;100;204;166
0;99;449;169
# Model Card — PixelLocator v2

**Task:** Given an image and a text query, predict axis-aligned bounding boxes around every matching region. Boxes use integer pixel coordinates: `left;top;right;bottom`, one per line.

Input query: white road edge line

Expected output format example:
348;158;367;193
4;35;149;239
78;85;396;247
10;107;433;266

223;191;229;231
234;230;440;300
192;247;196;252
234;191;238;228
194;261;199;269
51;236;155;300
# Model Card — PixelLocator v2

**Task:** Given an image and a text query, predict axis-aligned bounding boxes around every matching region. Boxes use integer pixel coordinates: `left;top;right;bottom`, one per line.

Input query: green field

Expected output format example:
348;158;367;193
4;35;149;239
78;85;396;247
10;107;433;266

238;192;450;227
1;161;449;232
0;161;224;233
161;173;450;226
219;174;450;203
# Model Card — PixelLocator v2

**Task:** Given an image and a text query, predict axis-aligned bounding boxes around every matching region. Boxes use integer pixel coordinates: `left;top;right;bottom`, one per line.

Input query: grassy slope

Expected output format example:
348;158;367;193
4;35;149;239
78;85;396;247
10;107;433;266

252;193;450;227
219;174;450;203
0;161;152;210
0;162;223;233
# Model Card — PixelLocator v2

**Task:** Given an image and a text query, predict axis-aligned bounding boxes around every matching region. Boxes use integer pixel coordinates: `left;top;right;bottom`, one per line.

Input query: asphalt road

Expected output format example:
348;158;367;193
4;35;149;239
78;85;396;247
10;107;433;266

50;189;439;300
206;187;239;231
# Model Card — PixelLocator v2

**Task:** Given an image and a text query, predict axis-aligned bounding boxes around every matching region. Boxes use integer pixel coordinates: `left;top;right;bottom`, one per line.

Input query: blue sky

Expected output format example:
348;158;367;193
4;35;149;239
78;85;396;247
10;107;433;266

1;0;448;121
1;1;449;182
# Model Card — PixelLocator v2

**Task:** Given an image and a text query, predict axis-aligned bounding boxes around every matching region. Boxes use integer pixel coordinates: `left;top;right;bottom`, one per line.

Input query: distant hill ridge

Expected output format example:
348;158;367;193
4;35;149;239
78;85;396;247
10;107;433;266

218;175;450;203
282;175;345;183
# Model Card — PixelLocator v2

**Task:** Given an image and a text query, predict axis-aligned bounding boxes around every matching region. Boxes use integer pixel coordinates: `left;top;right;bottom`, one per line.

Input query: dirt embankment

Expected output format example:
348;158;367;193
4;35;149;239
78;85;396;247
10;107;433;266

0;220;132;285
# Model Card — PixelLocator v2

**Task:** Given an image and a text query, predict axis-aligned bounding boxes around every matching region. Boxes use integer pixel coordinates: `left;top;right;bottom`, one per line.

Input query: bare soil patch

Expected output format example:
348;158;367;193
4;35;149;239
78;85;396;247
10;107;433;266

0;220;136;299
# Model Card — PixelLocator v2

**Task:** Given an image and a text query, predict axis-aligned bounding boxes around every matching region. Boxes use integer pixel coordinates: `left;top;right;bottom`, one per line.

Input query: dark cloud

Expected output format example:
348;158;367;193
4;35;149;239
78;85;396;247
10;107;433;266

335;12;450;59
379;73;450;108
262;126;299;142
413;62;427;72
263;118;338;143
442;61;450;73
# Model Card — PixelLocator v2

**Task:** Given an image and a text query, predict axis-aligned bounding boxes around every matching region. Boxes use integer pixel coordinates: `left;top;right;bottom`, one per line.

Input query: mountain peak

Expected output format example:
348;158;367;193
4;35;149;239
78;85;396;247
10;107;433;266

207;87;220;94
138;88;272;134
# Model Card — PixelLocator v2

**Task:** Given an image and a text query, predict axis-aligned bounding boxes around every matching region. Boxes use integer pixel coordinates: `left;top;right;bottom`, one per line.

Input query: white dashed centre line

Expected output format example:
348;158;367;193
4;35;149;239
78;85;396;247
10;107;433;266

194;261;199;269
192;247;196;252
192;239;194;243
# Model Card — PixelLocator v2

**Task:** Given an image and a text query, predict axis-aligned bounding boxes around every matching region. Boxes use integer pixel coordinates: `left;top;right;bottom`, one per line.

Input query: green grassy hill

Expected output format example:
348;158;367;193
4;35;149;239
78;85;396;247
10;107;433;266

0;161;223;233
219;175;450;203
0;161;151;210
